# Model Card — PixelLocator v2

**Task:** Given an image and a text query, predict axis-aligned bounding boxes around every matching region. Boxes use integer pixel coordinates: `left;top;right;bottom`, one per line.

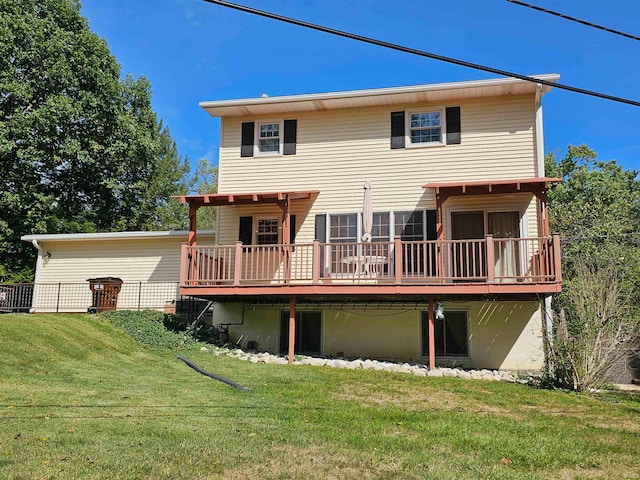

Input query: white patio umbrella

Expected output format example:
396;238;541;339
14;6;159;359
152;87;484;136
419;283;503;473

361;181;373;242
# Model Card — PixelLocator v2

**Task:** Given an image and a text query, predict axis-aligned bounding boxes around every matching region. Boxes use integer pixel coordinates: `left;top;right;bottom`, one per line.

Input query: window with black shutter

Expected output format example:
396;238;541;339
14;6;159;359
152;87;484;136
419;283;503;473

390;111;405;149
391;107;461;148
240;122;254;157
445;107;461;145
240;119;297;156
238;216;253;245
283;119;297;155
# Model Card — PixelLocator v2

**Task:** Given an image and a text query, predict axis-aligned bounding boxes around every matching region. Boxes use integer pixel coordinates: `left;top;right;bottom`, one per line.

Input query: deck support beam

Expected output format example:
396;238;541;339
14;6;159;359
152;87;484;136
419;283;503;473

188;204;199;246
288;295;296;364
277;196;291;284
428;298;436;370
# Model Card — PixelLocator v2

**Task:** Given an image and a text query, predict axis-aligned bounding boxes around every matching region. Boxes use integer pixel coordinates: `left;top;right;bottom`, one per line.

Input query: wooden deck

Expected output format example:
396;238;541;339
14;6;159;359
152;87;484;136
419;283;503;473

179;235;561;297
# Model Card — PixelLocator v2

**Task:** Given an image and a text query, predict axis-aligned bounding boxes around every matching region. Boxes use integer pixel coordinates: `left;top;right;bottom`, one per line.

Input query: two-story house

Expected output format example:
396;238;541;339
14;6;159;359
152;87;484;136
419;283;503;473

177;74;562;371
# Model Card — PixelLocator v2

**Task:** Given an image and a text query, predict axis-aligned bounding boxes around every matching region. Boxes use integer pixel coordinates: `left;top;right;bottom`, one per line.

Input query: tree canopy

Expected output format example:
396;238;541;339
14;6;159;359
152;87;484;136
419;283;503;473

545;145;640;389
545;145;640;300
0;0;192;280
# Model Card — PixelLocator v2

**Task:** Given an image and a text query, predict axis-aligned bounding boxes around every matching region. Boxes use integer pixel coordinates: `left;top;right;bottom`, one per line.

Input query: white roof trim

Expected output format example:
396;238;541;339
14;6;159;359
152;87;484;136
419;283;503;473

21;230;216;243
200;74;560;117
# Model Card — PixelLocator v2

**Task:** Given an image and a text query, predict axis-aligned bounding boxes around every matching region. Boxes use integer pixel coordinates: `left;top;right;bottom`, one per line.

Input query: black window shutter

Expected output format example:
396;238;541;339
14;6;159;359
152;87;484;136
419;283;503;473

314;214;326;277
390;111;405;149
314;214;326;242
283;119;297;155
426;210;438;276
241;122;255;157
445;107;461;145
289;215;296;252
238;216;253;245
426;210;437;240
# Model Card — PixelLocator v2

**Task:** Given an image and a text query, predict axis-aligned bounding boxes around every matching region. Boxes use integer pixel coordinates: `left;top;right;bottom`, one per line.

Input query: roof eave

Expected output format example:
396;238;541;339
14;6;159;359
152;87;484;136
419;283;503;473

200;74;561;118
20;230;216;243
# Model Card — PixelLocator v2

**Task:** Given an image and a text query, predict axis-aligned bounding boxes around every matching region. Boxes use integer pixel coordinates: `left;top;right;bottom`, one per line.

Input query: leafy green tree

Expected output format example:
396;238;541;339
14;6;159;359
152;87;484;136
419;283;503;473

192;158;218;231
545;145;640;389
545;145;640;297
0;0;189;280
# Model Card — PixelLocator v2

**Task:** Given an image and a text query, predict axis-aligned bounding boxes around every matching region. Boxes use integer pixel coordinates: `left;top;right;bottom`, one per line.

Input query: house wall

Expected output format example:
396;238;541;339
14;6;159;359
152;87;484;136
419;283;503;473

32;234;215;312
206;91;547;371
225;300;544;371
214;94;540;246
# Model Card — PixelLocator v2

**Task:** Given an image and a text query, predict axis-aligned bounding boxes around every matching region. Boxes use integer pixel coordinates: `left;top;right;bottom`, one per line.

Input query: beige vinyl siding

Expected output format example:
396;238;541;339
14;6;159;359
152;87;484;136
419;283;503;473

33;234;214;312
226;300;543;370
215;94;539;246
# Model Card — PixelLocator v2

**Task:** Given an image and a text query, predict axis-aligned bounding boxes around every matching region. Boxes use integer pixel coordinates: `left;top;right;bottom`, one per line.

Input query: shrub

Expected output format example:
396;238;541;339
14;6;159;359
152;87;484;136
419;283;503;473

546;258;640;391
100;310;198;349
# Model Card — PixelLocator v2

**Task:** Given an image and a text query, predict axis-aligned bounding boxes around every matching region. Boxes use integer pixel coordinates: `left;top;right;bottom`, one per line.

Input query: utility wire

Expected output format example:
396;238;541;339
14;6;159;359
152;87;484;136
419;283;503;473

506;0;640;42
201;0;640;108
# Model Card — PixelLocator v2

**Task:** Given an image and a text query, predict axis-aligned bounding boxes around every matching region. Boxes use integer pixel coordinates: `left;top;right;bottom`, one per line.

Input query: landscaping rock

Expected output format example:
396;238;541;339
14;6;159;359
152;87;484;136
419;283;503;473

205;345;528;385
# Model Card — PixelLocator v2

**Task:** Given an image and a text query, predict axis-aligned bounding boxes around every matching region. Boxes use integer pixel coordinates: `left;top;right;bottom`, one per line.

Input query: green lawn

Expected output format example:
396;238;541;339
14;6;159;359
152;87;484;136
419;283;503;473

0;314;638;480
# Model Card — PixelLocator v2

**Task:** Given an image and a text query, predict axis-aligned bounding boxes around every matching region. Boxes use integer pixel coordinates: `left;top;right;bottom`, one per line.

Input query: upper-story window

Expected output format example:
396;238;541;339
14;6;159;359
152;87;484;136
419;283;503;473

257;122;281;154
241;119;298;157
391;107;460;149
408;111;442;145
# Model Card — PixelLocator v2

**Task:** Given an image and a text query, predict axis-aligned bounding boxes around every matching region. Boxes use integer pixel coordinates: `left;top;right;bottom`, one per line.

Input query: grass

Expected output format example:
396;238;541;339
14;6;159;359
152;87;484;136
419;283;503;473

0;313;639;480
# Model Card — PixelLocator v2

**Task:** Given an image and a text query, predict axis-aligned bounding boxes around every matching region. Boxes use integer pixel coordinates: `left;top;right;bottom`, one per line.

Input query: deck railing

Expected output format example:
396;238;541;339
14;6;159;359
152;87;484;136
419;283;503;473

181;235;561;287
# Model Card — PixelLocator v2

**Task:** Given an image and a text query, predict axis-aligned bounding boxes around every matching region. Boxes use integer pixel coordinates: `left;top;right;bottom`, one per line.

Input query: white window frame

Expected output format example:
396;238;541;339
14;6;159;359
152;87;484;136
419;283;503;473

255;119;283;156
326;210;429;276
255;217;280;245
326;209;429;245
327;212;359;244
405;108;445;148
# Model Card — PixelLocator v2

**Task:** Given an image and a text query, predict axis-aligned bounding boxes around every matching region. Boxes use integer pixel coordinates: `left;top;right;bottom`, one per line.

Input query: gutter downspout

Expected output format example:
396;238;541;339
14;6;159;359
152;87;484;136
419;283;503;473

535;84;545;177
30;239;43;313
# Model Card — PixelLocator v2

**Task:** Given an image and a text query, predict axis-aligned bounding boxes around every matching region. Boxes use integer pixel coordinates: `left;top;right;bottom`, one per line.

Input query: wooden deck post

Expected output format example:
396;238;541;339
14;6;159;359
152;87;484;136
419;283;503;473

394;238;402;284
485;235;495;283
288;296;296;364
435;194;447;283
180;244;189;286
539;192;550;237
428;298;436;371
233;242;243;286
188;204;199;246
552;233;562;283
278;197;291;284
312;240;320;284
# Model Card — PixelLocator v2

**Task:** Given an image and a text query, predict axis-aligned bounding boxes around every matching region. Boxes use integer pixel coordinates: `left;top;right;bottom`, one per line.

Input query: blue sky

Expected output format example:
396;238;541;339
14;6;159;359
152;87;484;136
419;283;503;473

80;0;640;173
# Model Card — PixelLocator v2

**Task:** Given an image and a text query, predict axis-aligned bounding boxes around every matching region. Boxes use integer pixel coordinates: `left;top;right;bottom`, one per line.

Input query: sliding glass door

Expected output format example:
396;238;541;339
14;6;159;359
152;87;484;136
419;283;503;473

488;211;521;281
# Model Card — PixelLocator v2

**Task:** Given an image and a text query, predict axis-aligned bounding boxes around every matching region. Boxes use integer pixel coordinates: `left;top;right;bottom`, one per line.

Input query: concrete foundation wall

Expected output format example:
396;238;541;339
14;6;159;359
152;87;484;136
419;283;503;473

219;300;544;370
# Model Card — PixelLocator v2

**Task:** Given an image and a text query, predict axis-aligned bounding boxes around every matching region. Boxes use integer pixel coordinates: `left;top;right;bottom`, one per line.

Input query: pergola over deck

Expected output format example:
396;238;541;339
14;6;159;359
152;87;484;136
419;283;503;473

174;190;319;246
423;177;562;238
175;189;320;366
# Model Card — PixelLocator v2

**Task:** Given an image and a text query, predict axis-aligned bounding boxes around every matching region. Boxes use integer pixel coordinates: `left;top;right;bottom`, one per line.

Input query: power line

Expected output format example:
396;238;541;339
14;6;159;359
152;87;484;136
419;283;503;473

506;0;640;42
201;0;640;108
